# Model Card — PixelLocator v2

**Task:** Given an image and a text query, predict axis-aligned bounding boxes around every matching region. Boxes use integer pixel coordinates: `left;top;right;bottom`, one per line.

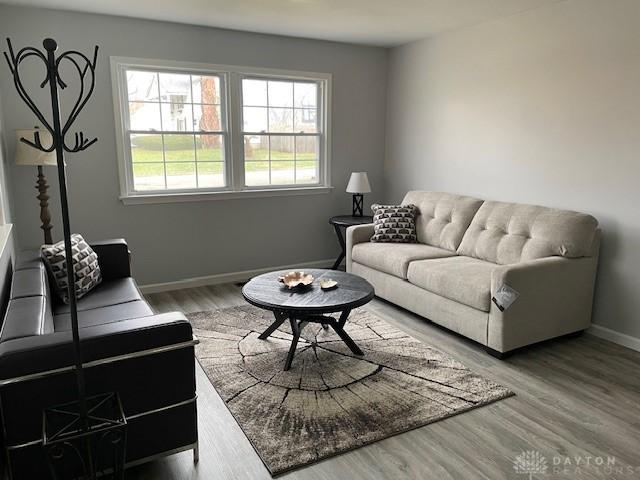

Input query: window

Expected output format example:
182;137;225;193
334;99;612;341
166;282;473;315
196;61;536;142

111;58;331;202
242;78;320;186
125;70;226;191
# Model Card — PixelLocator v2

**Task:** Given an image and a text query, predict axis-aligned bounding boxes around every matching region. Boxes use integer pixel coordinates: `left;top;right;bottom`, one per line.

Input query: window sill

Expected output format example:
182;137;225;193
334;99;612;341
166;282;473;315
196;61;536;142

120;186;334;205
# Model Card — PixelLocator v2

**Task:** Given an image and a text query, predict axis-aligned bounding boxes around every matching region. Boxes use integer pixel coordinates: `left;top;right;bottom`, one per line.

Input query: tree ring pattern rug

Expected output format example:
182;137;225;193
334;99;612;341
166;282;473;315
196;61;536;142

188;305;514;475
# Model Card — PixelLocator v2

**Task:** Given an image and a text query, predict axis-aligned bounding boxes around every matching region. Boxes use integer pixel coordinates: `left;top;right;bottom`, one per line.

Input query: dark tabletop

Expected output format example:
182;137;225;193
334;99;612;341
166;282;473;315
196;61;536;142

329;215;374;227
242;269;374;314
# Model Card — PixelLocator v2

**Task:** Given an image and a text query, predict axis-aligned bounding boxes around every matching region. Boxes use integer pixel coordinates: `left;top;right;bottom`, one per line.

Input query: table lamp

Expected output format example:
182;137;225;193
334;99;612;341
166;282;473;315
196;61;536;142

346;172;371;216
15;127;57;244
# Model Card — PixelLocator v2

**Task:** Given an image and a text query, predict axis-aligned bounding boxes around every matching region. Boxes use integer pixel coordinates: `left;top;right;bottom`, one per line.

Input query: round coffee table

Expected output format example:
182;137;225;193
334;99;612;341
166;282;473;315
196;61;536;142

242;269;375;371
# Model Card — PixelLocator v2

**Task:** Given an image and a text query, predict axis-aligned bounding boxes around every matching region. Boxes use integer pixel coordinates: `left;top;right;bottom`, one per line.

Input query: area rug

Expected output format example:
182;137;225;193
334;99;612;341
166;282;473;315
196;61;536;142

188;305;513;475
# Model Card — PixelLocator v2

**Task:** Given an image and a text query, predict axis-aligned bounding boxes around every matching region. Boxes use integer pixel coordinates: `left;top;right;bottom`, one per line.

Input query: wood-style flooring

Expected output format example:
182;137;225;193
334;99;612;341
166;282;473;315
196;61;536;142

126;283;640;480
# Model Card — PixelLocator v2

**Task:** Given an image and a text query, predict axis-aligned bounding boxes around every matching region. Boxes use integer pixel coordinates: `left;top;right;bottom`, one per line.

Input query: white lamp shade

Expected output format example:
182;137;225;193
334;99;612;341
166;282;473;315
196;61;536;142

346;172;371;193
14;129;57;166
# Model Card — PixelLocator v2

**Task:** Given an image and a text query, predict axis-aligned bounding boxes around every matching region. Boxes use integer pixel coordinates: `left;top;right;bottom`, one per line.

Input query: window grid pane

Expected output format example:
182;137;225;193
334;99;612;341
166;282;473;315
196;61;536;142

126;68;227;191
127;73;226;129
241;77;321;188
242;133;320;187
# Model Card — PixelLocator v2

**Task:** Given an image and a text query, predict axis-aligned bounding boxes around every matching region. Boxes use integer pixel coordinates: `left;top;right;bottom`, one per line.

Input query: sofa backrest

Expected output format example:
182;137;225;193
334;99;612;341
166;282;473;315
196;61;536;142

457;200;599;264
0;251;54;342
401;191;484;251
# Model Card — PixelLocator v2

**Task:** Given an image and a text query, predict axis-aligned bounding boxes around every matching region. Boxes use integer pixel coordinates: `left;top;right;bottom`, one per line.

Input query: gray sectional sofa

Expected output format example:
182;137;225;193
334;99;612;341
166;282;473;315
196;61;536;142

346;191;600;357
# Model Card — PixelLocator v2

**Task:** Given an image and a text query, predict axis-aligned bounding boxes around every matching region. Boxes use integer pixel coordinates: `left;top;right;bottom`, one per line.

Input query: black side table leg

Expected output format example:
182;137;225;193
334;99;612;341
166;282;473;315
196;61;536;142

331;224;346;270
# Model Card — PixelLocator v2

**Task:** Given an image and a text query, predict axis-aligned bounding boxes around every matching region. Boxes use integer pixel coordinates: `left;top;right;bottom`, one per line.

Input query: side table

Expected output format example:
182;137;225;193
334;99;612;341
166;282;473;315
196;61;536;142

329;215;374;270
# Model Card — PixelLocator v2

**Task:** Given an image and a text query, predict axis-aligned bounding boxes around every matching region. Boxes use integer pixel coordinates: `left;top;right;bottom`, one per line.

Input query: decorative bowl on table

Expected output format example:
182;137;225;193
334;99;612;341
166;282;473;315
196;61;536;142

320;279;338;290
278;271;314;289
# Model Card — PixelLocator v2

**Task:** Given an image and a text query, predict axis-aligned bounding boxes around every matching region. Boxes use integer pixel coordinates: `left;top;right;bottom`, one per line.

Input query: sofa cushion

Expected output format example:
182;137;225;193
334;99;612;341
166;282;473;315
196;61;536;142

458;201;599;265
407;256;495;311
352;242;455;279
53;278;144;315
401;191;483;251
1;295;54;341
14;249;42;271
53;300;154;331
10;266;48;299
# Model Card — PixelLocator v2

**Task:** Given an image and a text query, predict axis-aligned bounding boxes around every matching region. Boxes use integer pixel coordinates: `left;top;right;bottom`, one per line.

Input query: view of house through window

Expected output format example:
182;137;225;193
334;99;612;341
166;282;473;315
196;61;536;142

126;70;226;191
114;60;330;197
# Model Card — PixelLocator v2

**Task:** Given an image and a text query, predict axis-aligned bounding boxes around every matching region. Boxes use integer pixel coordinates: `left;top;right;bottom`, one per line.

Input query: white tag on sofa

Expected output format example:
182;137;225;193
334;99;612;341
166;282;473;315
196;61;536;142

492;284;519;311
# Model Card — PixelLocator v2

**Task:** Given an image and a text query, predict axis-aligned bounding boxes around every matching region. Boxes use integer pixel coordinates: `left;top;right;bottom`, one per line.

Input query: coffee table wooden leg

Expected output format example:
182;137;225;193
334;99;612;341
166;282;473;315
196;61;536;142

284;317;302;371
332;309;364;356
258;310;288;340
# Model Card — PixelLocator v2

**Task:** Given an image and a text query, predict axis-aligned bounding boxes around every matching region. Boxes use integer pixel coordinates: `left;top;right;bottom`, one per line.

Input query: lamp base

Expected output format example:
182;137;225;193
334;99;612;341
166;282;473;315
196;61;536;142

36;165;53;244
352;194;364;217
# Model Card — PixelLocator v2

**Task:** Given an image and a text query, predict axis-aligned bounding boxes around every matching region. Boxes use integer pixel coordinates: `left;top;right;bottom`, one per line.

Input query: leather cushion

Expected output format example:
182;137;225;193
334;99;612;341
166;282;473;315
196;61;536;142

54;299;154;331
14;250;42;272
54;278;143;315
90;239;131;280
10;266;48;299
352;242;455;279
1;296;54;341
407;256;496;311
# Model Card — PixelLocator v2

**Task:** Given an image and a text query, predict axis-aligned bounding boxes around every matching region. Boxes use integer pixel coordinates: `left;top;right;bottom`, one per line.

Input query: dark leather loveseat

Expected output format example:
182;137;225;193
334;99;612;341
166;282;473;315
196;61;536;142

0;239;198;479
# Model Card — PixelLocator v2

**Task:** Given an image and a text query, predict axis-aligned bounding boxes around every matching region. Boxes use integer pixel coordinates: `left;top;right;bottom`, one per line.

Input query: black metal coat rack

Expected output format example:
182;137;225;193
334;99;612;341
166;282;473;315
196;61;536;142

4;38;126;480
5;35;98;425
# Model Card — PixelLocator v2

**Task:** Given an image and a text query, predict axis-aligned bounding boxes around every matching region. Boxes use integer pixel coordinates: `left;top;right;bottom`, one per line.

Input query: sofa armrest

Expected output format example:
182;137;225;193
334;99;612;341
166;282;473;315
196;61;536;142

0;312;193;381
488;255;599;352
346;224;374;272
0;312;197;456
90;238;131;280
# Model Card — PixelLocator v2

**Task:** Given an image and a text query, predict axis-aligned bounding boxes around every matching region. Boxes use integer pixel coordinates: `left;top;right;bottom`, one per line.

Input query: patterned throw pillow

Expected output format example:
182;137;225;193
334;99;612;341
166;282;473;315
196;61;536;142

371;204;418;243
41;234;102;304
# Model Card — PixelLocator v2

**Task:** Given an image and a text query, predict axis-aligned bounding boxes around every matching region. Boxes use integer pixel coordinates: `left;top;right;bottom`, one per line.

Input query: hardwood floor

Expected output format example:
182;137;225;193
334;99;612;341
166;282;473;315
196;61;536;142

127;283;640;479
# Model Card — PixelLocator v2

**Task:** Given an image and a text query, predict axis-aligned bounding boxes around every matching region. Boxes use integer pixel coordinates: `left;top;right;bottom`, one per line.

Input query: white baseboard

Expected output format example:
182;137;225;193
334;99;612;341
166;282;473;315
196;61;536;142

588;324;640;352
139;258;335;294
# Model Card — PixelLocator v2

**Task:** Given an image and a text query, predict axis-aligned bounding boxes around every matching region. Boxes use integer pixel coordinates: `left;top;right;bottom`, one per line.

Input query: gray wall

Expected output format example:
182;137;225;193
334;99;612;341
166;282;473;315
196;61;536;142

0;88;16;316
0;5;388;285
386;0;640;339
0;91;12;225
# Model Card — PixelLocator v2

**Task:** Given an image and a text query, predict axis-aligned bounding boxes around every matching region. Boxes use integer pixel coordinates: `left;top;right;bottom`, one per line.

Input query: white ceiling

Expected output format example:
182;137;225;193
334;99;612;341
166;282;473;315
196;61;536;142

4;0;562;47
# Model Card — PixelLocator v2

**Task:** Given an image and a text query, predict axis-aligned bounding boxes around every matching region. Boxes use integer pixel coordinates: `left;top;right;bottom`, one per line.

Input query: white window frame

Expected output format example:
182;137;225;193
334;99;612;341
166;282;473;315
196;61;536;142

111;57;332;204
